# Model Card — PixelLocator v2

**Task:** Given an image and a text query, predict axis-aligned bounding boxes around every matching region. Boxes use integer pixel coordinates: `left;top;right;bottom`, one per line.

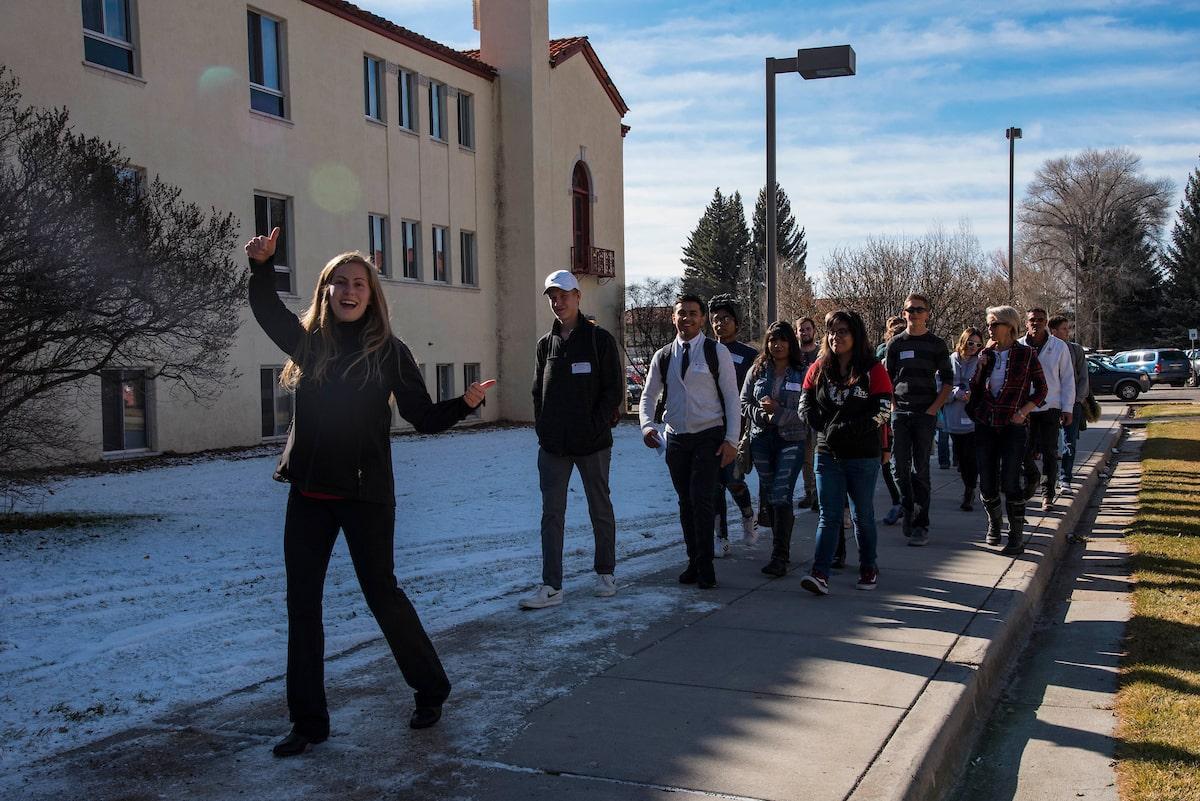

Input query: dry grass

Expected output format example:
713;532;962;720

1115;419;1200;801
1133;403;1200;419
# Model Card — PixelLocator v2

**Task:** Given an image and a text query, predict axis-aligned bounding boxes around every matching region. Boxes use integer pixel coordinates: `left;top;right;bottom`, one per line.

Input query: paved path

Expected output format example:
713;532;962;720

948;429;1138;801
9;412;1123;801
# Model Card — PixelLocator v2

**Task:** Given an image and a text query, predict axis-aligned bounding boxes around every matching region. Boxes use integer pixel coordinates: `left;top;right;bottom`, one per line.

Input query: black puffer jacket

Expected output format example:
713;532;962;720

532;315;623;456
249;257;471;504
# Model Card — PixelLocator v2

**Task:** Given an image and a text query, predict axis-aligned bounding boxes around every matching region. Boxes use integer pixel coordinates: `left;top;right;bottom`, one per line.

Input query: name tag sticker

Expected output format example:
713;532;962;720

784;381;803;392
731;354;744;364
900;350;916;360
571;362;592;374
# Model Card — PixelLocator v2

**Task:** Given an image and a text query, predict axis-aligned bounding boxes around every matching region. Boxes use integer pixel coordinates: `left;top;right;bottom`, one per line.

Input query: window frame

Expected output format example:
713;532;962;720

368;213;389;277
459;230;478;286
247;8;287;119
431;225;449;283
436;363;455;402
457;91;475;149
398;68;417;131
401;219;421;280
259;366;293;438
363;54;385;122
82;0;137;75
428;80;447;141
254;191;293;293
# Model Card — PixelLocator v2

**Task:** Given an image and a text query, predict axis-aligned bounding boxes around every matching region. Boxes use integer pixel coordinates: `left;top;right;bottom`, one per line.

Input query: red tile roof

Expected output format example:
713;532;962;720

463;37;629;117
302;0;497;79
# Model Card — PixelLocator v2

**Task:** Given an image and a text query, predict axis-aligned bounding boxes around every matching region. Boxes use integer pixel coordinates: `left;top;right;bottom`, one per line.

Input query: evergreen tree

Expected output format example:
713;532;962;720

1096;209;1164;351
1160;158;1200;344
680;188;750;303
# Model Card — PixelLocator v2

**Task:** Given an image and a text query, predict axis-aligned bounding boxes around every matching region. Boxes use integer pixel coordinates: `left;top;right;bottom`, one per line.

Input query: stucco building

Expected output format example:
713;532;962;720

2;0;626;462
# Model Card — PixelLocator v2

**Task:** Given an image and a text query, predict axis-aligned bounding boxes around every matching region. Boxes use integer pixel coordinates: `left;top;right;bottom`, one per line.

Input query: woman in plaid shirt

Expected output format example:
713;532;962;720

966;306;1048;555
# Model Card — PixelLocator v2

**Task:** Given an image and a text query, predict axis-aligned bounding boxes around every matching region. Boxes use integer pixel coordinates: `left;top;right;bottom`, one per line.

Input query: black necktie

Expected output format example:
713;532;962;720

680;341;691;382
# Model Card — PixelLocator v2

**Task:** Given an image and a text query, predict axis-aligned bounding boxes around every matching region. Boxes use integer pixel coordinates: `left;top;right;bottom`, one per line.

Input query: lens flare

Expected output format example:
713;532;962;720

309;163;360;215
198;65;239;93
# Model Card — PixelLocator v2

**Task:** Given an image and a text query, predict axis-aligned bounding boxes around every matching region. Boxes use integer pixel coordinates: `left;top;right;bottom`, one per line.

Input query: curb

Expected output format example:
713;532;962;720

848;415;1125;801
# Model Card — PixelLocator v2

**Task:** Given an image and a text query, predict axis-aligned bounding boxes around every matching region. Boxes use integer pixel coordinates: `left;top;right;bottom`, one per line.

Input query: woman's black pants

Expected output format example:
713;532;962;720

283;490;450;739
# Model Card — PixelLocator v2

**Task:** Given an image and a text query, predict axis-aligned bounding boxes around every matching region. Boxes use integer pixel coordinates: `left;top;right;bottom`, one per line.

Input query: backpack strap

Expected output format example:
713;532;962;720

652;344;673;423
703;338;727;431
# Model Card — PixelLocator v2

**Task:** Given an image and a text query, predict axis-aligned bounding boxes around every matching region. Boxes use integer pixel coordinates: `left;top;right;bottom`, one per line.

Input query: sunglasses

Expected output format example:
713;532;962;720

904;306;928;314
966;341;983;348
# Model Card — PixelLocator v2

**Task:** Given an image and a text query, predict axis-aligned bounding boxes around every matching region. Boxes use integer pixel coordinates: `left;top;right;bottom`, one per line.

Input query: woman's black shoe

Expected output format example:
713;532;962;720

272;728;327;757
761;558;787;577
410;705;443;729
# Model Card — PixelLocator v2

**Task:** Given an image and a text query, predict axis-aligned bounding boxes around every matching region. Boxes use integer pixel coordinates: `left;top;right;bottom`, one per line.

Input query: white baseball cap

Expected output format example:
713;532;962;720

543;270;580;294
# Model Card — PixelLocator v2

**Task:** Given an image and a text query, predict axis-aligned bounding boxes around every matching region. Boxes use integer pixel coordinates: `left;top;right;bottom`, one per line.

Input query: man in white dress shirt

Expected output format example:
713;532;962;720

639;294;741;589
1018;307;1075;511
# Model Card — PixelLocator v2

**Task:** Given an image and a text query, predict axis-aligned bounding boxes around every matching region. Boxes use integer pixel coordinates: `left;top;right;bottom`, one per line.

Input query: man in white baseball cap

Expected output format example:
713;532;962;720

521;269;624;609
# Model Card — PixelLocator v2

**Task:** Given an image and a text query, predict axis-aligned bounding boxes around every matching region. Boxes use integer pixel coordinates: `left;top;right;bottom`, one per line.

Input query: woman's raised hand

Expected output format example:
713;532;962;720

464;379;497;408
245;227;280;264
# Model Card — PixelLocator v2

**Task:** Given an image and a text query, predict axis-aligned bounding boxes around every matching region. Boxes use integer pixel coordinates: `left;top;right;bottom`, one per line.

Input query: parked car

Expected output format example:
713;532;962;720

626;380;643;409
1109;349;1192;387
1087;356;1152;400
1188;349;1200;385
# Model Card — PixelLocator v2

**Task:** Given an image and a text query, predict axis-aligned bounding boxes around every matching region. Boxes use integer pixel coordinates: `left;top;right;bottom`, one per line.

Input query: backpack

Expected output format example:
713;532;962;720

652;338;726;428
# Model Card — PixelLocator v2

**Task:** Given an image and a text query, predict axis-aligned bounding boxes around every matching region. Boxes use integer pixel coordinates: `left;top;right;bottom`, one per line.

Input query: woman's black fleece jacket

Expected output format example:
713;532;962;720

249;256;472;504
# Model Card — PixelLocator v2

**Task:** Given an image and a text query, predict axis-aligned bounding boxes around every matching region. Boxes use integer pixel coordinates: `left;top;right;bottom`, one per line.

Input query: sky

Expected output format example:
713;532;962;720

357;0;1200;285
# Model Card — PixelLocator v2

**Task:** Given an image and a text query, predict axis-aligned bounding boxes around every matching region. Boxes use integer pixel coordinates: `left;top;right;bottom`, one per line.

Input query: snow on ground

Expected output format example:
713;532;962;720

0;423;751;774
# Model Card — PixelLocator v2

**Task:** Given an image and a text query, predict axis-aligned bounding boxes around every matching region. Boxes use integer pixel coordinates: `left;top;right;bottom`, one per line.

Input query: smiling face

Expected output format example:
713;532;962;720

674;300;705;339
828;321;854;355
327;261;372;323
1027;310;1048;339
546;287;581;324
767;334;790;362
798;320;816;345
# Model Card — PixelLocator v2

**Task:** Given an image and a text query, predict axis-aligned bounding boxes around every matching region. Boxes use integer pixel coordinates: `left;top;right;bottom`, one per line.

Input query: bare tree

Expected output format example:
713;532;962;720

776;254;815;329
622;276;679;377
819;223;1008;347
1019;148;1172;348
0;68;246;496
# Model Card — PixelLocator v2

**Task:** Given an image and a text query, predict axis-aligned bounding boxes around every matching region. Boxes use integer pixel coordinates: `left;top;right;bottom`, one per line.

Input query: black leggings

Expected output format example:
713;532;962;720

283;490;450;738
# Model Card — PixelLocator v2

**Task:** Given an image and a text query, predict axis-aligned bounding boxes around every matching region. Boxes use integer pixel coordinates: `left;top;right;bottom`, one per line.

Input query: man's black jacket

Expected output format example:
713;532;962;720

532;314;623;456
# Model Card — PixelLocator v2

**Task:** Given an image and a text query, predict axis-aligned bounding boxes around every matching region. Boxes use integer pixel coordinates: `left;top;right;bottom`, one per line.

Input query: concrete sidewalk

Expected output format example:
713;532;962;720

10;411;1123;801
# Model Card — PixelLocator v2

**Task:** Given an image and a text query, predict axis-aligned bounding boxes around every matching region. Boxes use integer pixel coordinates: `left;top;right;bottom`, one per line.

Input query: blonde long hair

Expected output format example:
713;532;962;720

280;251;393;390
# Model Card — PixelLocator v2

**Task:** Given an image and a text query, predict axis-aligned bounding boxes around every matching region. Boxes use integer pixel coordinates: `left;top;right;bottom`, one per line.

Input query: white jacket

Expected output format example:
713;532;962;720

1018;333;1075;411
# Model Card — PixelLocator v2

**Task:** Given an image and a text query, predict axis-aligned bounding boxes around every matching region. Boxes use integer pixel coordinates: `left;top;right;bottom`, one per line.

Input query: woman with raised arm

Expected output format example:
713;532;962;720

245;228;495;757
799;310;893;595
966;306;1046;555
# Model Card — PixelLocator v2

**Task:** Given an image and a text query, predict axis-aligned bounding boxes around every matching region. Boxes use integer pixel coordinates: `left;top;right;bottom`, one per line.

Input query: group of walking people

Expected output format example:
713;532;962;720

242;226;1089;756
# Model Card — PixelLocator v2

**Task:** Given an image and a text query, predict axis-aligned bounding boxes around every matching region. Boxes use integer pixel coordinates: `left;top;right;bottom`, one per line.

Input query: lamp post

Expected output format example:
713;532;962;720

1005;126;1022;300
765;45;856;326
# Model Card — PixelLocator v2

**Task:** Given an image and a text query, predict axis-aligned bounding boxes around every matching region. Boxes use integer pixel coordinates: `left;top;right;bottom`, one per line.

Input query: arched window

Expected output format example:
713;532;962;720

571;161;591;273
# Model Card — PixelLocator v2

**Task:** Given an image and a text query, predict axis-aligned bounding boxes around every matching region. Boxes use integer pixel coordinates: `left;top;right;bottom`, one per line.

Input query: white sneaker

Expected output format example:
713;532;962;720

717;538;732;559
518;585;563;609
740;514;758;545
595;574;617;597
1059;480;1074;497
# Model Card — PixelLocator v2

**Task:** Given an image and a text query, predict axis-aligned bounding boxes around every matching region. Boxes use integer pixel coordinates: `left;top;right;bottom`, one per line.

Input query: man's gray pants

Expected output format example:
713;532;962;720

538;447;617;591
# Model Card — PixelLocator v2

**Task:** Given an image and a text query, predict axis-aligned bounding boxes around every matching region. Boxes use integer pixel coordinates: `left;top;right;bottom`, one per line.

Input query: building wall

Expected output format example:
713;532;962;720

3;0;625;464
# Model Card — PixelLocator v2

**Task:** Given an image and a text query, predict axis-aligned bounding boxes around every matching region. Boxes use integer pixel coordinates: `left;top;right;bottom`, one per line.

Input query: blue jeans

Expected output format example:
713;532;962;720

716;460;754;538
812;453;880;575
750;430;804;508
937;427;952;468
1059;402;1083;481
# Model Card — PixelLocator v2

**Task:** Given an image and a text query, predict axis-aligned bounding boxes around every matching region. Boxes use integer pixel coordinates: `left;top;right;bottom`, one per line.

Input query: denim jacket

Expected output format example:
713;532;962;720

741;363;808;443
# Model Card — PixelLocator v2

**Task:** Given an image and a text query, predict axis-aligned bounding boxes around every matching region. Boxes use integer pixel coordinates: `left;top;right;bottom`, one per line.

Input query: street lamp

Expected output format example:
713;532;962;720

1005;126;1022;300
765;45;856;326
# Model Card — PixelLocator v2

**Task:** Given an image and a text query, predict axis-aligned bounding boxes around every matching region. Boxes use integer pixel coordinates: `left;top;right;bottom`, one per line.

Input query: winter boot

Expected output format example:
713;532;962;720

1001;500;1027;555
762;504;794;577
983;496;1003;546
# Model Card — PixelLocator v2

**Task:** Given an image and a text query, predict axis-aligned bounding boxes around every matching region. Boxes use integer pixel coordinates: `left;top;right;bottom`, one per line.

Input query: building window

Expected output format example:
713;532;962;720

463;363;481;417
460;230;477;286
432;225;448;283
254;193;291;293
363;55;384;121
436;363;454;402
401;219;420;280
368;213;388;276
571;161;592;273
247;10;286;118
398;68;416;130
259;367;292;437
101;370;148;452
457;91;474;148
428;81;446;140
82;0;136;74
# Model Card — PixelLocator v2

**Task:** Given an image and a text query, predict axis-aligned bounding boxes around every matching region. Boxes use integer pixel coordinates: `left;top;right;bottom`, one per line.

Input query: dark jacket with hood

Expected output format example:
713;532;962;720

249;255;471;504
532;313;623;456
